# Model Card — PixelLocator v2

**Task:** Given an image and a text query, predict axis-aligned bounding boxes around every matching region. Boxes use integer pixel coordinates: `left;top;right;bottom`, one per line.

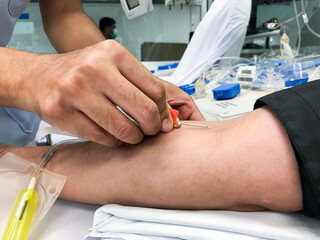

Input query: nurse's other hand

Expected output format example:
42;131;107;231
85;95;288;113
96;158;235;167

31;40;173;146
162;80;205;121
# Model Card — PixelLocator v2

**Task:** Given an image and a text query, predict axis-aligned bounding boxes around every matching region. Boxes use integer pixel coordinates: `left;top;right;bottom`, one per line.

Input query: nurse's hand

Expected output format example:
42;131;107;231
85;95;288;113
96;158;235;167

31;40;173;146
162;81;205;121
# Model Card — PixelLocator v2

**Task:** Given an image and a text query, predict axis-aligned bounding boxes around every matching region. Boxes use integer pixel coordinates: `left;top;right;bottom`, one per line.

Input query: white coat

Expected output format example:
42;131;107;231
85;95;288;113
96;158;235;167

169;0;252;86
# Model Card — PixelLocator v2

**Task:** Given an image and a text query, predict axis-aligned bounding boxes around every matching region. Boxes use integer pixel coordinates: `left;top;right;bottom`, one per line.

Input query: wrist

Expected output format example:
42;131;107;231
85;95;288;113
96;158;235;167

20;53;60;113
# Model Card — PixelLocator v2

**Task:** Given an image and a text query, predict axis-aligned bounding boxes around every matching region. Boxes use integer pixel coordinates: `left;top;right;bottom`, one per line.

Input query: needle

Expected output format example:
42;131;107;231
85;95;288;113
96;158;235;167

179;122;211;128
169;108;211;129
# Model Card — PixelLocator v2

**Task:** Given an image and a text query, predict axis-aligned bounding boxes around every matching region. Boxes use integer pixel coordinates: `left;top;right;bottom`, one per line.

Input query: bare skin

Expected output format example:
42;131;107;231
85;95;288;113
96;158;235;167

1;41;204;146
39;0;106;53
0;106;302;213
1;0;204;147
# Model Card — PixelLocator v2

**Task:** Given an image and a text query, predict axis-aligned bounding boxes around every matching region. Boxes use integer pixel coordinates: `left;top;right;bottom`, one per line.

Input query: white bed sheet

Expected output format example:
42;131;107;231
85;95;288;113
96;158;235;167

84;205;320;240
29;199;100;240
27;200;320;240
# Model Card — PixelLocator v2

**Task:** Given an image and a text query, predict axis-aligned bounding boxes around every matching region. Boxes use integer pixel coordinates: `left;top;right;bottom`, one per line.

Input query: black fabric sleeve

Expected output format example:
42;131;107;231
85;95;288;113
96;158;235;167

254;80;320;217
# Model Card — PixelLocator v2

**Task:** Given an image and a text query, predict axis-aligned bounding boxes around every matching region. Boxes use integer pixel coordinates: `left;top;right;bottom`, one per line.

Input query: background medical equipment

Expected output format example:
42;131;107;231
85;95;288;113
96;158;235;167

165;0;189;9
119;0;153;20
179;84;195;95
177;45;320;99
212;83;240;100
194;74;207;99
280;29;290;58
243;0;320;59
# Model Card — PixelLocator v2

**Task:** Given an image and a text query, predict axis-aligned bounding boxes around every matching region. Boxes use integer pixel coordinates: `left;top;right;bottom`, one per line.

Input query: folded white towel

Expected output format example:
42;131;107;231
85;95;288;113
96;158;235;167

84;204;320;240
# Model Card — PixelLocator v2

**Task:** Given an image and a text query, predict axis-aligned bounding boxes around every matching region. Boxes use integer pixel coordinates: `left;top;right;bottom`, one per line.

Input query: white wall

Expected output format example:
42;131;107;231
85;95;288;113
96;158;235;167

8;2;191;60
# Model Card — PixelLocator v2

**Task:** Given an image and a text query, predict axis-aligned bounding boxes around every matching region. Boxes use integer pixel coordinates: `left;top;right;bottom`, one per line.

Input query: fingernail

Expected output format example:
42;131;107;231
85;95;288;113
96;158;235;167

161;118;173;132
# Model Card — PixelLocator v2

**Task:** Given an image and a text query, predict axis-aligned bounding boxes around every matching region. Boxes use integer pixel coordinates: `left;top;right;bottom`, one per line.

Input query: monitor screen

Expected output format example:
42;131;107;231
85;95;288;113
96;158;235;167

120;0;153;20
126;0;140;10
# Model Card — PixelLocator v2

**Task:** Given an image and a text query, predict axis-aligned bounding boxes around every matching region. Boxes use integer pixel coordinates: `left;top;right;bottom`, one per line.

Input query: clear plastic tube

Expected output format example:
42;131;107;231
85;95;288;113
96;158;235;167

32;139;83;179
198;56;256;97
200;56;254;79
309;66;320;80
2;139;83;240
305;21;320;38
301;0;320;39
301;0;307;13
293;0;301;56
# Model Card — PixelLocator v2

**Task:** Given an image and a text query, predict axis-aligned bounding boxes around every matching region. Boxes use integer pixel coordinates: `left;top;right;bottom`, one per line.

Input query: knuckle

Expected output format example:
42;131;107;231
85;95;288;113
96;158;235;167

103;40;125;59
149;80;166;103
93;108;136;143
113;122;134;141
59;73;85;96
79;57;97;74
77;56;98;77
89;130;110;144
141;101;159;123
61;56;98;93
139;102;161;135
103;39;119;48
40;97;65;120
96;108;115;131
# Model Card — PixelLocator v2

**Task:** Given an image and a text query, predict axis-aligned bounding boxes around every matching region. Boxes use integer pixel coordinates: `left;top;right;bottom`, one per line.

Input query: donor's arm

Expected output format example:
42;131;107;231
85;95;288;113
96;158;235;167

0;106;302;213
